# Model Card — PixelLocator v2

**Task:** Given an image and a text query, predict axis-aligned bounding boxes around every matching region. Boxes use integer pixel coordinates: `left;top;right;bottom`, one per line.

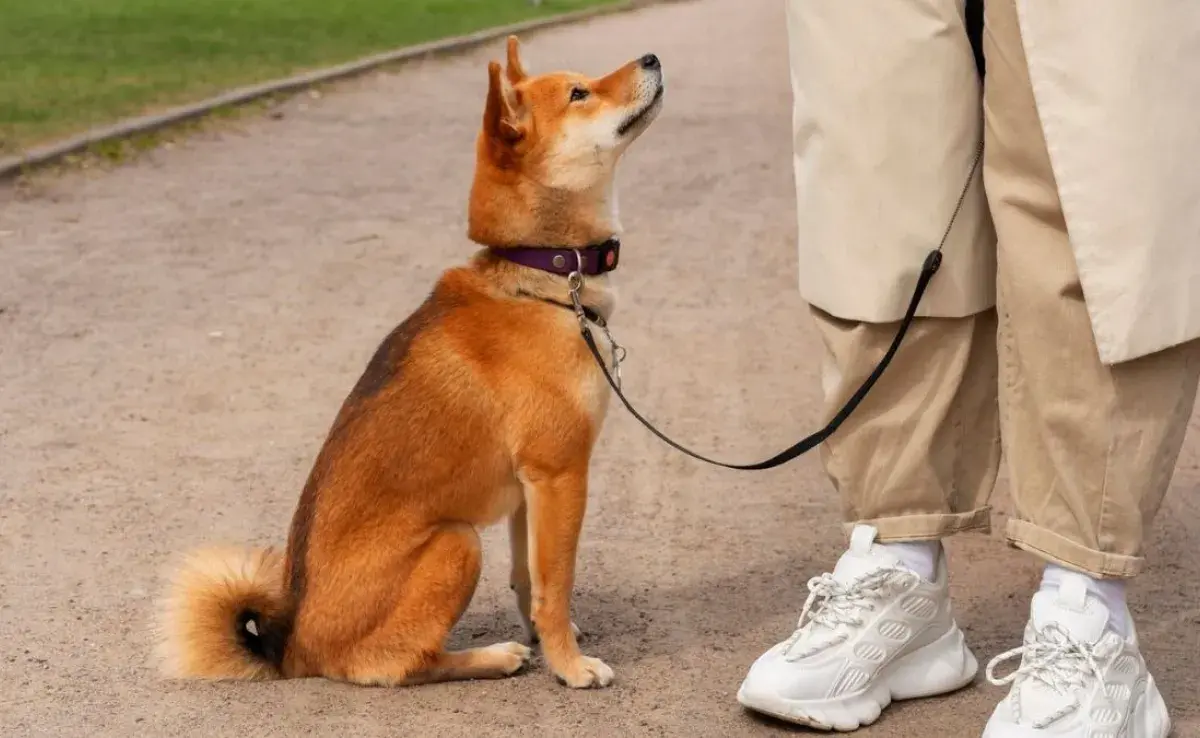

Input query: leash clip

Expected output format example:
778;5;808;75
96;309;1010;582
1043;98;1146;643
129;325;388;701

569;251;625;389
567;269;589;328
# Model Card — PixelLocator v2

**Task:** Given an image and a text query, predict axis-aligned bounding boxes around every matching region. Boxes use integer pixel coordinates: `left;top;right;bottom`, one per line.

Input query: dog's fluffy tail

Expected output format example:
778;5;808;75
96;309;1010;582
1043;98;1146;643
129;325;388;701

156;547;292;681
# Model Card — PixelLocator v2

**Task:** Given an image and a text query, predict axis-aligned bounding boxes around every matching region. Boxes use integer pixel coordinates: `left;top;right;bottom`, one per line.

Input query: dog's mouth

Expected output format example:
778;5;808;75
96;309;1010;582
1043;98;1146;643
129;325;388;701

617;84;664;137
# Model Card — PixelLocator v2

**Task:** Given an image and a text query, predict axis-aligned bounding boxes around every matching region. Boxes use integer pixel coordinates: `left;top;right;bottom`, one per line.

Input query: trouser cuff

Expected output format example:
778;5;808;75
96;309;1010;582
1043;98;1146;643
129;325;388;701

844;507;992;542
1006;519;1143;578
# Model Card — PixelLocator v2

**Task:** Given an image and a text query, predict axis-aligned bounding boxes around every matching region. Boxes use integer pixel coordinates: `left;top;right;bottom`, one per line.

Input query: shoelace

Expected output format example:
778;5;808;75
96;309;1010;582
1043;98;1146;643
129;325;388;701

985;622;1114;728
782;567;918;660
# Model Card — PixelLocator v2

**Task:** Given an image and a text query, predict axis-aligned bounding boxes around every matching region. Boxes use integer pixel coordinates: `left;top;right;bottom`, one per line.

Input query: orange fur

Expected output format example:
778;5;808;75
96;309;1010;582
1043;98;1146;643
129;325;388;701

157;35;663;690
157;547;287;680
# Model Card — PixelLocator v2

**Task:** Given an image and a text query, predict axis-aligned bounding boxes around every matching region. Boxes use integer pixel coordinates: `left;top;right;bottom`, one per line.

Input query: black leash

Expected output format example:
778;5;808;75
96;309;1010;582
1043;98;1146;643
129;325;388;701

571;142;984;471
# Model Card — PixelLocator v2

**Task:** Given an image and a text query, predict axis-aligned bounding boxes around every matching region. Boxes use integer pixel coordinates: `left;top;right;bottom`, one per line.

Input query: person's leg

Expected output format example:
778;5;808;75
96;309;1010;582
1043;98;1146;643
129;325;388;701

737;0;994;730
986;2;1200;583
812;307;1000;552
980;0;1200;734
794;0;998;552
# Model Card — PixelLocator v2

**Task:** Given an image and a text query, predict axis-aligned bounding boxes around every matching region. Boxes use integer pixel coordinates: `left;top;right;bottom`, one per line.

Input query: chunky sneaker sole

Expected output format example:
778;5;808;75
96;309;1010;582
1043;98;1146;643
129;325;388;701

738;624;978;731
1134;674;1172;738
982;674;1171;738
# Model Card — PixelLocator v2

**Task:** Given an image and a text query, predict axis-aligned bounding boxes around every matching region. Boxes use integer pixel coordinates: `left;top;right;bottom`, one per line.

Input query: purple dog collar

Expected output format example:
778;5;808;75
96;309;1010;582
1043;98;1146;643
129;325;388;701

491;238;620;277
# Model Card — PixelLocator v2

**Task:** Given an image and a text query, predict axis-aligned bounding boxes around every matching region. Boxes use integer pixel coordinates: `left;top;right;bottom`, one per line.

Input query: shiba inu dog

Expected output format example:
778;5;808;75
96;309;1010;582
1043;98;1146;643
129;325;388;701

157;35;663;689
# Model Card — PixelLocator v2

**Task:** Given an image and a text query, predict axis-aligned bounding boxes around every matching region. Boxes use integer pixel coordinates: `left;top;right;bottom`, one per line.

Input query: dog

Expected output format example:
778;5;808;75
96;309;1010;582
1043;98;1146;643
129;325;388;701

156;35;664;690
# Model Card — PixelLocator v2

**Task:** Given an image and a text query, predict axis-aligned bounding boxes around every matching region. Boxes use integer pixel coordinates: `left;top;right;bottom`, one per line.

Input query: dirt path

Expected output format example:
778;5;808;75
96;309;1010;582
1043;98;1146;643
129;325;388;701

2;1;1198;735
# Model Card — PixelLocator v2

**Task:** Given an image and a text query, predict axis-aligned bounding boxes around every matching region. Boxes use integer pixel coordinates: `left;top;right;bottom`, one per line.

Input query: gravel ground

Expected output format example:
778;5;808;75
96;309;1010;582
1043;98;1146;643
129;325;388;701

2;1;1198;735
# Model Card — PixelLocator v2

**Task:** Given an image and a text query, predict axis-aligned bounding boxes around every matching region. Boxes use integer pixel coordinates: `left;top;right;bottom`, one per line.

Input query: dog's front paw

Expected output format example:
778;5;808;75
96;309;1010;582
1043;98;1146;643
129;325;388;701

554;655;614;689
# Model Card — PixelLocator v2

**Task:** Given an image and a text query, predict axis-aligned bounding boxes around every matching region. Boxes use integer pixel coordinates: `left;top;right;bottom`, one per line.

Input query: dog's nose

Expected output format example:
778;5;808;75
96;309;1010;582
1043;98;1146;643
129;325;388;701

640;53;661;71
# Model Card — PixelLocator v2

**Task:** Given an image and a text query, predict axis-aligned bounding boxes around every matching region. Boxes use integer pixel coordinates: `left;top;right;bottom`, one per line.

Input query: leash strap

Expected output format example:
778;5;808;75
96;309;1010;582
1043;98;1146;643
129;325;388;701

574;143;983;471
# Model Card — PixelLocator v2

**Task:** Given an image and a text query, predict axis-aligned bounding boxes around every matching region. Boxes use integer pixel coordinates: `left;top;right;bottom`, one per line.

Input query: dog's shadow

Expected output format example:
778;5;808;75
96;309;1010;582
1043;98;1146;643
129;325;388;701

450;549;819;668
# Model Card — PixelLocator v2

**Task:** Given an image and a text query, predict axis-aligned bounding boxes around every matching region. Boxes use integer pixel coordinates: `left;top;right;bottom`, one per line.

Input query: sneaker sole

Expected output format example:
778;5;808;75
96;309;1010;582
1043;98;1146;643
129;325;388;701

1144;674;1173;738
737;624;978;732
982;671;1172;738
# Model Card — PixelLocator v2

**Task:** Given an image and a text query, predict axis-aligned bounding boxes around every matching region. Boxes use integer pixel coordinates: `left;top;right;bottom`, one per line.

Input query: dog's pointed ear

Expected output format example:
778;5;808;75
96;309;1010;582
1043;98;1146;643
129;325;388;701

505;35;528;84
483;61;524;145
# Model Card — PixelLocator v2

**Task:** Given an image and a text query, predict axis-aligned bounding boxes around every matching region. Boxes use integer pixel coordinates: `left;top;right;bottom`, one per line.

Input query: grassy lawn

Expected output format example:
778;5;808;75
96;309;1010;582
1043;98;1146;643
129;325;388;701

0;0;618;153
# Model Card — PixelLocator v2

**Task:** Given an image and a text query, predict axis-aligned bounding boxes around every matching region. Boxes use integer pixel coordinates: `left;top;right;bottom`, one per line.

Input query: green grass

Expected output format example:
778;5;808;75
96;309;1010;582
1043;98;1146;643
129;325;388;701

0;0;619;152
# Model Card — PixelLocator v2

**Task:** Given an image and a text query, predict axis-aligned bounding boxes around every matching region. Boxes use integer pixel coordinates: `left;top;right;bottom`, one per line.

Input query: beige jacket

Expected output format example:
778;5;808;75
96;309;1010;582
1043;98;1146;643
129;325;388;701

786;0;1200;364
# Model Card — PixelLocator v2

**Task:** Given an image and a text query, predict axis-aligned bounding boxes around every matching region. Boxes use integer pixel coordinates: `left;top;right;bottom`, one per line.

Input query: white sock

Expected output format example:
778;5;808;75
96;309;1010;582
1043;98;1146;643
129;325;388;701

879;540;940;581
1041;564;1130;637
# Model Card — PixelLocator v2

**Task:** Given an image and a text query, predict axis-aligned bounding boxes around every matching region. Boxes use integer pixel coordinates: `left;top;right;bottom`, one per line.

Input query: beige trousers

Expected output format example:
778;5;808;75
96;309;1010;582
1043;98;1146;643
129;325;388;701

813;0;1200;578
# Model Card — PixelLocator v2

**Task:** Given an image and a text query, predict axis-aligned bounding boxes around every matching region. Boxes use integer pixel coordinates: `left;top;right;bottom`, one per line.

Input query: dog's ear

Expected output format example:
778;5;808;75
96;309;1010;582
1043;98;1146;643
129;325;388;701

483;60;524;145
505;35;528;84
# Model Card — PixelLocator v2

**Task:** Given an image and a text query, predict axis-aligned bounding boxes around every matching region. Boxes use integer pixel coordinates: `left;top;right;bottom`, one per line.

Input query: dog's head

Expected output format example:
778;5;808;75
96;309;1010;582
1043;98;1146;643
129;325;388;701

478;35;664;191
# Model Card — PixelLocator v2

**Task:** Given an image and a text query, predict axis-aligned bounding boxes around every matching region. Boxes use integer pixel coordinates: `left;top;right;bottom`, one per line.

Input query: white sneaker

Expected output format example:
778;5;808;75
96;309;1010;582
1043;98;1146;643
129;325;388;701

983;571;1171;738
737;525;978;731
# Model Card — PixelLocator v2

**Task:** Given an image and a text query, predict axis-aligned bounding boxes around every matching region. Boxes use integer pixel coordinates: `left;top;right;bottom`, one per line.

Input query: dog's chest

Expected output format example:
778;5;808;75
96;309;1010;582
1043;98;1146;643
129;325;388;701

555;310;613;427
577;330;613;426
478;475;526;526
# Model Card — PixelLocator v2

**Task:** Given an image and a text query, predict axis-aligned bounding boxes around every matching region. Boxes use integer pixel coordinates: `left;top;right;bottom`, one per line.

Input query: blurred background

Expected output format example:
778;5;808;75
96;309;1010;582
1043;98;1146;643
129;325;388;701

0;0;616;155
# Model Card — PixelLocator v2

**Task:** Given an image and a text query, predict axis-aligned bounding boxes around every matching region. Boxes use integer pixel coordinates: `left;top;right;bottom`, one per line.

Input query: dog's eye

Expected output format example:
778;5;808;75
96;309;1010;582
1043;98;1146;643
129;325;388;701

569;87;589;103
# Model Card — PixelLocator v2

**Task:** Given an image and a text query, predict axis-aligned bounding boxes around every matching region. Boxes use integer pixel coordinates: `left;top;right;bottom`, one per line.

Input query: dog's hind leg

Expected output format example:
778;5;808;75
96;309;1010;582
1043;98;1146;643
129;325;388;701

398;642;532;686
333;523;530;686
